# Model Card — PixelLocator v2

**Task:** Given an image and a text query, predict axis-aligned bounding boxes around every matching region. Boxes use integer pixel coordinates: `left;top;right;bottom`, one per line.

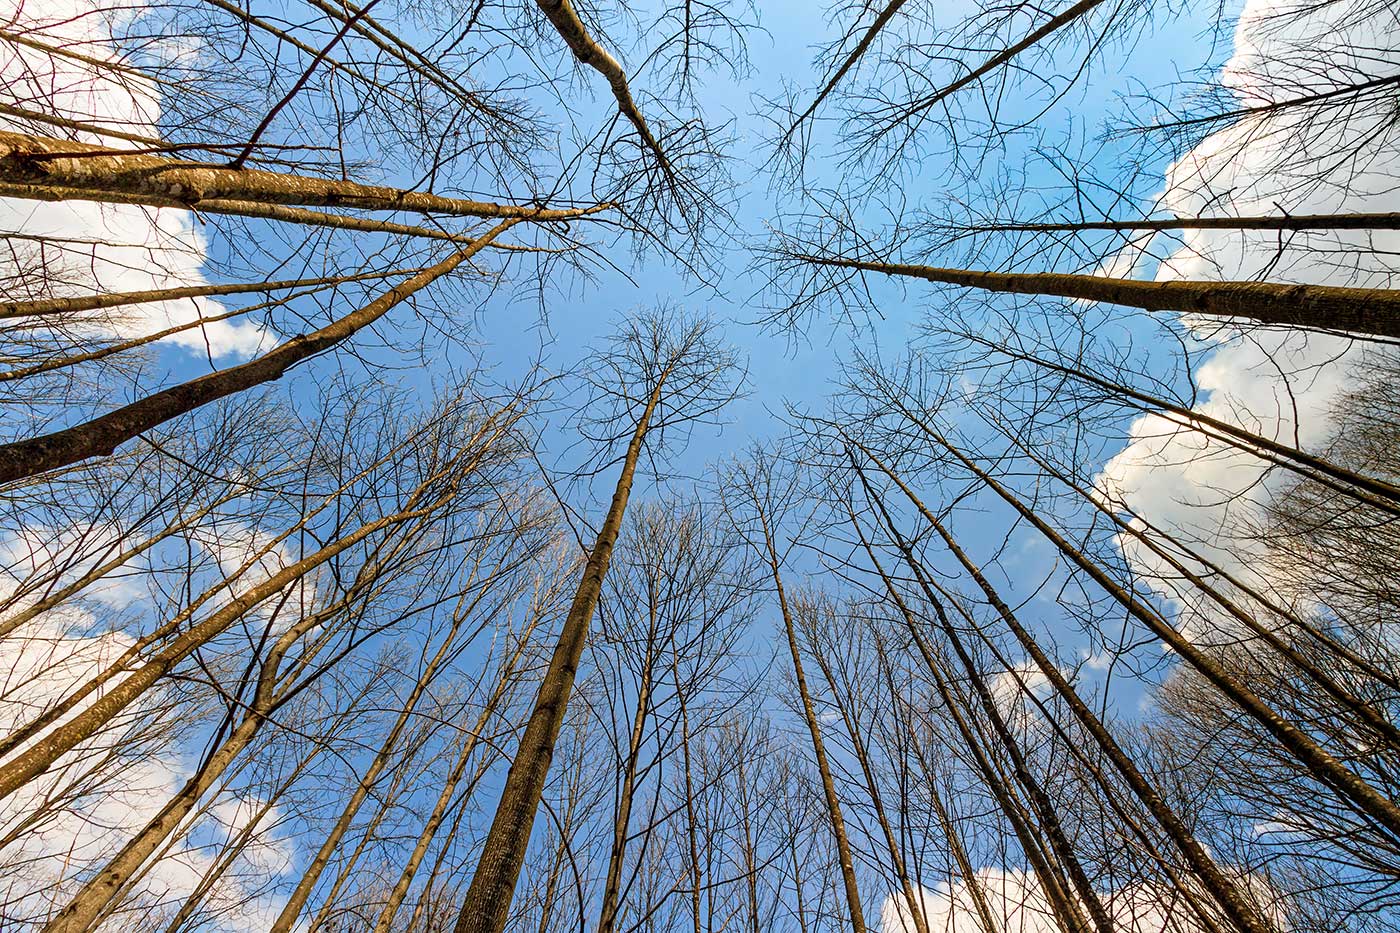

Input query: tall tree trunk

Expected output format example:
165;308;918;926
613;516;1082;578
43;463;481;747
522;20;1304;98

801;254;1400;338
0;267;417;320
913;421;1400;841
788;0;909;130
805;639;928;933
372;632;534;933
736;749;763;933
597;663;655;933
854;438;1277;933
674;657;705;933
844;500;1092;933
947;211;1400;234
159;739;333;933
371;718;499;933
0;130;608;221
853;457;1116;933
0;220;515;484
0;480;458;803
957;336;1400;511
902;0;1105;118
453;364;674;933
533;0;672;176
43;589;339;933
917;753;1002;933
268;608;475;933
756;509;868;933
305;760;416;933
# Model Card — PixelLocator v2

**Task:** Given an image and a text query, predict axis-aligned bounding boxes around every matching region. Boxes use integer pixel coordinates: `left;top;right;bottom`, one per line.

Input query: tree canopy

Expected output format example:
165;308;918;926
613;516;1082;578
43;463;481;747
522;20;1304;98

1;1;1398;933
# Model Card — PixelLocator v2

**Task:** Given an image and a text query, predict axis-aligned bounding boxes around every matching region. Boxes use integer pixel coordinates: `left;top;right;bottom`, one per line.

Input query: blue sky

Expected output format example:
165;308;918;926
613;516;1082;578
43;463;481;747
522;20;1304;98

35;3;1256;777
177;0;1254;721
435;0;1231;455
21;0;1400;924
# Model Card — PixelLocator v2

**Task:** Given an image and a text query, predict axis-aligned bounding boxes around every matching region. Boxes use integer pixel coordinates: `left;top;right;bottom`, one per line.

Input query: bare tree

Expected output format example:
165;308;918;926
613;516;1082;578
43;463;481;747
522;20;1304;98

455;310;741;933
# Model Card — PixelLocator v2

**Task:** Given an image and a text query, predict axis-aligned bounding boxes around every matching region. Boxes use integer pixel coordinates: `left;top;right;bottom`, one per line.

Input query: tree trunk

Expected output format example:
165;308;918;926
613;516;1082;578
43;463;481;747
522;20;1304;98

806;640;928;933
453;364;673;933
804;254;1400;338
268;609;474;933
756;509;868;933
0;130;608;221
917;423;1400;841
855;438;1276;933
597;665;654;933
0;220;514;484
0;267;417;320
0;461;469;803
951;211;1400;234
43;587;333;933
845;498;1094;933
960;337;1400;510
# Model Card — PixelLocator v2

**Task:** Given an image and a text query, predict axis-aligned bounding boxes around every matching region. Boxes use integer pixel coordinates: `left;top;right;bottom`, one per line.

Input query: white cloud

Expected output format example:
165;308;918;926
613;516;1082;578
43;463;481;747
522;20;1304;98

882;869;1054;933
0;589;295;931
987;660;1055;733
210;796;298;878
0;519;148;610
0;0;272;360
0;512;307;930
0;513;310;631
881;869;1217;933
1096;0;1400;632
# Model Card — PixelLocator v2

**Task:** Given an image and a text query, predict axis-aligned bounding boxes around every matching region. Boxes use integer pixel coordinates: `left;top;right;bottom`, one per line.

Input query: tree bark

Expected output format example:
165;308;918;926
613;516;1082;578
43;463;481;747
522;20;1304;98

267;608;477;933
0;470;465;803
853;460;1115;933
789;0;908;130
453;364;674;933
0;268;415;319
534;0;672;177
43;574;344;933
951;212;1400;233
915;423;1400;841
0;131;608;221
803;254;1400;338
596;665;653;933
0;220;514;485
904;0;1105;119
849;516;1090;933
755;509;868;933
806;637;929;933
853;438;1277;933
960;336;1400;510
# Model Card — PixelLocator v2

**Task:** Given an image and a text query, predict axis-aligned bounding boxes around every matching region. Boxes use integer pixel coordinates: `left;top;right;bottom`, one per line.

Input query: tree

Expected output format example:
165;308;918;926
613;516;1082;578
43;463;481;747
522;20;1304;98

5;1;1400;932
589;500;755;933
455;311;741;933
723;448;869;933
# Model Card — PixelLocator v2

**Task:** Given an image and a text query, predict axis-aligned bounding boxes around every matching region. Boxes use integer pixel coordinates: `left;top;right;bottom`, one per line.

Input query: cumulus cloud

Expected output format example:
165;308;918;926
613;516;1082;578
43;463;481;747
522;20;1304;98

0;507;307;929
1096;0;1400;627
0;585;295;930
0;518;149;610
891;9;1392;930
0;452;320;929
880;870;1220;933
881;869;1055;933
987;660;1056;734
0;0;271;360
0;512;308;626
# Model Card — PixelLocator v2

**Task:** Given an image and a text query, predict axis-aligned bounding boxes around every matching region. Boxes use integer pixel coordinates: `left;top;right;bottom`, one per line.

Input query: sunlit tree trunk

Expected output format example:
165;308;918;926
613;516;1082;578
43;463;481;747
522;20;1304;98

454;361;675;933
